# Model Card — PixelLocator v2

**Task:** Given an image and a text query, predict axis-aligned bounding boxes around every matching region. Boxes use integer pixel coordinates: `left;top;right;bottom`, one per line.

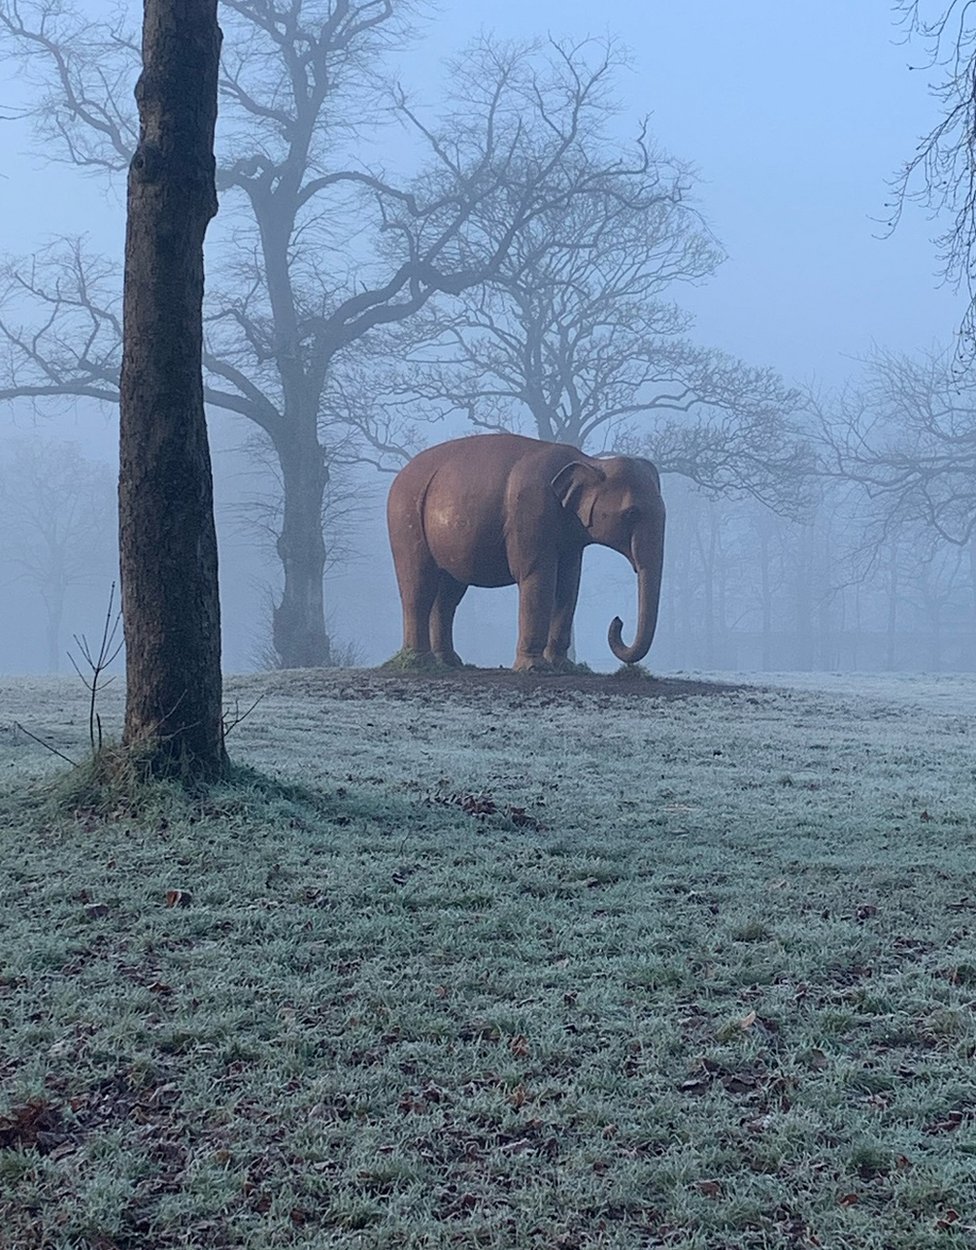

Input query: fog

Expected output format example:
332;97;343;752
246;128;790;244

0;1;969;676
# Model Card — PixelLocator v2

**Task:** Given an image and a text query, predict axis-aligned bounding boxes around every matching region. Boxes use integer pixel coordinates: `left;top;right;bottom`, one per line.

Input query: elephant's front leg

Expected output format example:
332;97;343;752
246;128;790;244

514;566;557;671
544;550;583;665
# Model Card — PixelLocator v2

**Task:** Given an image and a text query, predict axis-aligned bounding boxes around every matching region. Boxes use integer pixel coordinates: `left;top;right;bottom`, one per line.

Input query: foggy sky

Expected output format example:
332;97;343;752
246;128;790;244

2;0;961;404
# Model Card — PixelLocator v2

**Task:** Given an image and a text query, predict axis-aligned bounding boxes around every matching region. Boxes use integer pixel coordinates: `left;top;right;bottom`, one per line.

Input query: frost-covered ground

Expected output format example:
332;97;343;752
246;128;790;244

2;670;976;1249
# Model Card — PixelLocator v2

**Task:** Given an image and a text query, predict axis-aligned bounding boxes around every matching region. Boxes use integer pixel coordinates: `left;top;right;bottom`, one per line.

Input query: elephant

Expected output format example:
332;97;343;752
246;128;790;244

386;432;665;671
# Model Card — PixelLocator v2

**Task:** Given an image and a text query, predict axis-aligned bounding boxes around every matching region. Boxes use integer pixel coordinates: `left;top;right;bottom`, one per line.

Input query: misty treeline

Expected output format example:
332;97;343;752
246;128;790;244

0;438;115;673
2;0;976;674
12;342;976;675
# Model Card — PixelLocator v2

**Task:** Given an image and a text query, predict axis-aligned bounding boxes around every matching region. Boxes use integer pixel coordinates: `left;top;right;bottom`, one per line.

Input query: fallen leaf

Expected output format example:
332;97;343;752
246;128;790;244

0;1099;65;1153
920;810;932;822
925;1110;964;1135
164;889;191;908
509;1034;530;1058
722;1073;757;1094
145;1083;179;1108
83;902;110;919
509;806;545;831
696;1179;722;1198
678;1078;709;1094
838;1193;859;1207
509;1083;528;1109
739;1010;757;1030
936;1210;960;1231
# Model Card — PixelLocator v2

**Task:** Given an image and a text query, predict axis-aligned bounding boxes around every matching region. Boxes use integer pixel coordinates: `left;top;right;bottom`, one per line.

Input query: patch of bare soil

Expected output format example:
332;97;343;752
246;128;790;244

379;666;745;700
251;665;752;705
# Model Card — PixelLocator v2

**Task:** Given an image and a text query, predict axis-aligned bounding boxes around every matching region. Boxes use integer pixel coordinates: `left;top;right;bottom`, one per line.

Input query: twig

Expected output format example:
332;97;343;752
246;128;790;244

221;692;266;741
68;582;123;752
14;722;78;767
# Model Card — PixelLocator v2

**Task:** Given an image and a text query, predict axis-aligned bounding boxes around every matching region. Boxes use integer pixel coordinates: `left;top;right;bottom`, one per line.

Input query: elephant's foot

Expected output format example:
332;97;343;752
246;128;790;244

433;649;464;669
513;653;553;673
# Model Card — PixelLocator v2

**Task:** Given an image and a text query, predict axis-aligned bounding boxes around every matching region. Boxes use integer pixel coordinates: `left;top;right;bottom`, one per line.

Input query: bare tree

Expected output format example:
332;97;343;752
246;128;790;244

820;346;976;546
0;437;115;671
890;2;976;352
118;0;226;778
352;136;811;511
0;4;661;666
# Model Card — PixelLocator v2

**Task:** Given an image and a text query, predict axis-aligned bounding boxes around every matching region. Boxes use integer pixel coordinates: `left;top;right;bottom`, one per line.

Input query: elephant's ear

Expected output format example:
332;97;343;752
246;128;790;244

551;461;605;528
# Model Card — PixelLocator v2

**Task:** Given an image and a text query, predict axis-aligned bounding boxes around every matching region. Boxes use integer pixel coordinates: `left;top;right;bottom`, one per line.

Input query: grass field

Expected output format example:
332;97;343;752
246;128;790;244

2;668;976;1248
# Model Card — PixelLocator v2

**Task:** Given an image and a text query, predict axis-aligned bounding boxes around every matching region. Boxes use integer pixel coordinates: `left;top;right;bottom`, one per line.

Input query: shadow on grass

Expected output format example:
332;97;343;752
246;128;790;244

26;752;415;838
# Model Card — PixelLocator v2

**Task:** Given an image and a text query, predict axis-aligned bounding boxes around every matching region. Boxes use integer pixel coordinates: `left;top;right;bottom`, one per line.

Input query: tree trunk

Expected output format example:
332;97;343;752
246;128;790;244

272;437;332;668
118;0;227;779
968;536;976;667
794;523;814;671
44;588;64;674
930;600;943;670
759;527;772;670
885;544;899;672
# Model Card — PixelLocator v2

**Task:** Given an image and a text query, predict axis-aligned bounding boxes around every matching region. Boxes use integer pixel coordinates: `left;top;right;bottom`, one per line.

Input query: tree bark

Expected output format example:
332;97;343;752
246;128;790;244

884;544;899;672
272;437;332;668
118;0;227;778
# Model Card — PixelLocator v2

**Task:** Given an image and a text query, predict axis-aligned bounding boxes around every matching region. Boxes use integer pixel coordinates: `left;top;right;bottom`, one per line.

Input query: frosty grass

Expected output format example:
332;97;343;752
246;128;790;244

1;669;975;1248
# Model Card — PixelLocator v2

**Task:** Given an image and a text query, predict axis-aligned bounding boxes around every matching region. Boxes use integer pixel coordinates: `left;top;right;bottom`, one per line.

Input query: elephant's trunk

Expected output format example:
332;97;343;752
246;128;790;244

608;512;665;665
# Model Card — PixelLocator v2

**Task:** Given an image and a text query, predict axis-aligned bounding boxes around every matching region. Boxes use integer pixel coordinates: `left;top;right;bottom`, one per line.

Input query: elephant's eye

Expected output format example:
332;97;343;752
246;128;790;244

622;506;640;524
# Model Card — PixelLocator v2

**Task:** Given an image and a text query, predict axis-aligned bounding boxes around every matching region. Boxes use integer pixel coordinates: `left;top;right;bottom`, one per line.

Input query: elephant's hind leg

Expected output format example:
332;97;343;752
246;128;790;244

393;544;439;657
430;573;467;667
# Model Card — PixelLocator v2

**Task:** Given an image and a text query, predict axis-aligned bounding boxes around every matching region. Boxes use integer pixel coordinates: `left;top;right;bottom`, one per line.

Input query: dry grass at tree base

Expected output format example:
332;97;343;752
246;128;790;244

2;669;976;1248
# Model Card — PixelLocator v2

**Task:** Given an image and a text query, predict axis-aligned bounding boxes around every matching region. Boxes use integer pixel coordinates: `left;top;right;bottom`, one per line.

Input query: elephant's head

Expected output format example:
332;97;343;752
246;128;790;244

552;455;666;664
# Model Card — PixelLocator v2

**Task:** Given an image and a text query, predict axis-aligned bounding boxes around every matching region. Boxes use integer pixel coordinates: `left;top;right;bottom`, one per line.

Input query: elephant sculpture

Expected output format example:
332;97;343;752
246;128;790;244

386;432;665;671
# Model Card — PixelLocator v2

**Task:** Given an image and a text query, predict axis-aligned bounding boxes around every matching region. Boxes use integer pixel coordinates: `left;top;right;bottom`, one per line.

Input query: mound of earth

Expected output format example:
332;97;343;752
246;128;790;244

251;664;750;704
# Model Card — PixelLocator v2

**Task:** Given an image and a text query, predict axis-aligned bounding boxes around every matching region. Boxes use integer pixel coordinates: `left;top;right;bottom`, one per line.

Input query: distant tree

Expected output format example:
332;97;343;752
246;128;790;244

814;342;976;668
118;0;226;778
890;2;976;351
820;346;976;546
0;3;665;666
0;438;115;672
353;135;811;511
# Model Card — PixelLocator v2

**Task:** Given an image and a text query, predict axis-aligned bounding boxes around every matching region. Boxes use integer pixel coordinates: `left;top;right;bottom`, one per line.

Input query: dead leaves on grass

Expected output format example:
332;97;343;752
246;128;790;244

678;1056;794;1105
924;1109;966;1135
0;1098;67;1154
429;790;546;832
